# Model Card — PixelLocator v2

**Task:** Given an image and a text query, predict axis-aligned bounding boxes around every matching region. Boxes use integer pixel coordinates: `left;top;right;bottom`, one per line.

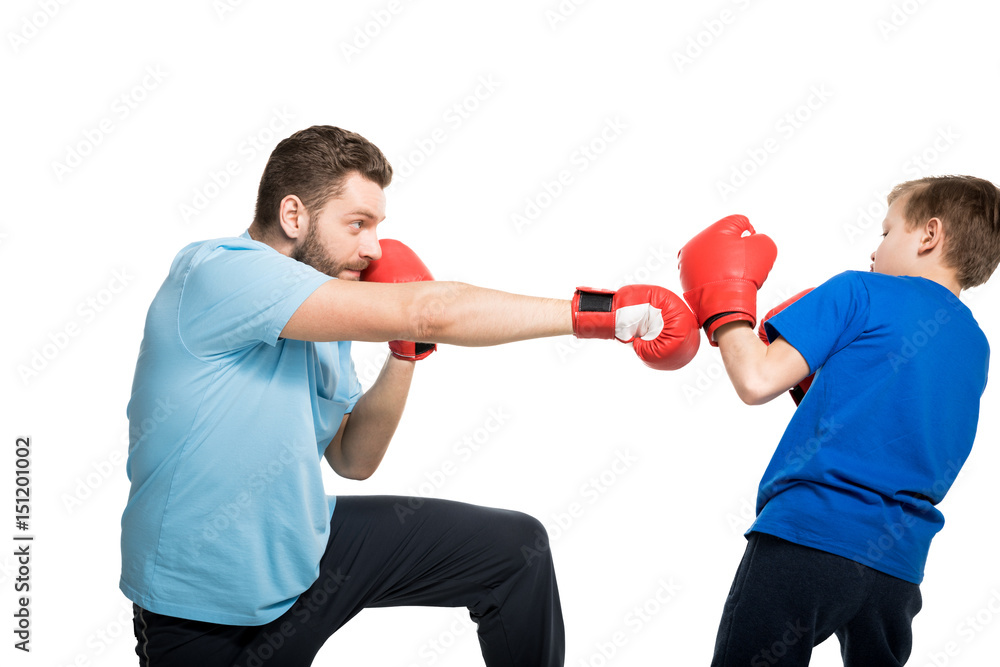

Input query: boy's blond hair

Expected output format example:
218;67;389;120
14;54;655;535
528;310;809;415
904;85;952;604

888;175;1000;289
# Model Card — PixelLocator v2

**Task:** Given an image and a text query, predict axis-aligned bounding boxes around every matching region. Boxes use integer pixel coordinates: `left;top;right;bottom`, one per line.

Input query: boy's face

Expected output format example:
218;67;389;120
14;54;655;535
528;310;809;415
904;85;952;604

871;195;925;276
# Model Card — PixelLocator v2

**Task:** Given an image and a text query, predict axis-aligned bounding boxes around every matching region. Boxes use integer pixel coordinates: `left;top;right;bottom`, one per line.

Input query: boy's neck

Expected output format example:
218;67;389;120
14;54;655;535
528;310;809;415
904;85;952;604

905;267;962;298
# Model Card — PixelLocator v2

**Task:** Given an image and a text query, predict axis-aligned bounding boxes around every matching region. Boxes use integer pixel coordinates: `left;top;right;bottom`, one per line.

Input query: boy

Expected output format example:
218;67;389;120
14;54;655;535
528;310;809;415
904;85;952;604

677;175;1000;665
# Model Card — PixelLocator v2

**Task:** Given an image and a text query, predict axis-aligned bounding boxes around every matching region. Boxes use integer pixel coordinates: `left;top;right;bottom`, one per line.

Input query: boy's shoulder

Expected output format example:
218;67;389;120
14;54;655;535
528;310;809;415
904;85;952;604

814;271;980;332
822;270;961;303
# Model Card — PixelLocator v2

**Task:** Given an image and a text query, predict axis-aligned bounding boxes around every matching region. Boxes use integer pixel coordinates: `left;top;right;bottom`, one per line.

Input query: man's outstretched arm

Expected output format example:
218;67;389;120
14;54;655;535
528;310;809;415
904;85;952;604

282;279;573;346
307;238;699;479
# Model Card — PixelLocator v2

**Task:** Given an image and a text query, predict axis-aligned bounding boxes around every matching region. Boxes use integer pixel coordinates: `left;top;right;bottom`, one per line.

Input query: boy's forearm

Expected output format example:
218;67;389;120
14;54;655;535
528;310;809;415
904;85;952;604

716;321;811;406
716;322;769;404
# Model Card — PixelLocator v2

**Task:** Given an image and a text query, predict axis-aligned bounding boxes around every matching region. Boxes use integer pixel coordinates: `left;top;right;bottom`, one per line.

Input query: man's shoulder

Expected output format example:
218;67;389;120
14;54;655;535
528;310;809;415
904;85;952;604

176;234;262;260
169;234;281;275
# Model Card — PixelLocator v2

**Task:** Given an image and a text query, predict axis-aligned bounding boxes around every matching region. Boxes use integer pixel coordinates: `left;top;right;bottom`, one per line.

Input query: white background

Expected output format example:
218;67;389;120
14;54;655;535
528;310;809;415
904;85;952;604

4;0;1000;665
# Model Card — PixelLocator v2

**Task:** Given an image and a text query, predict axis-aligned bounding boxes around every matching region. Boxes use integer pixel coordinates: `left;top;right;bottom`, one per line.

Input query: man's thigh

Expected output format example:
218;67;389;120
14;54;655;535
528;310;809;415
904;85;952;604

134;496;546;666
301;495;547;612
239;496;549;665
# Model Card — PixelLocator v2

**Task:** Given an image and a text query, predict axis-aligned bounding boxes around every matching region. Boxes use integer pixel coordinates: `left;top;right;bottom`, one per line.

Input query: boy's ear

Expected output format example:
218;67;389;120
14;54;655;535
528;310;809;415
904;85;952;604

918;217;944;254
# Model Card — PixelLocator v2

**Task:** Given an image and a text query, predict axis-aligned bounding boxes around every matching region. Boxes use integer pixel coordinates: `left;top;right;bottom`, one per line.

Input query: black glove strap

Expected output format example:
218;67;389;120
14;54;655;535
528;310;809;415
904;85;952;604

577;291;613;313
701;311;740;332
414;342;436;355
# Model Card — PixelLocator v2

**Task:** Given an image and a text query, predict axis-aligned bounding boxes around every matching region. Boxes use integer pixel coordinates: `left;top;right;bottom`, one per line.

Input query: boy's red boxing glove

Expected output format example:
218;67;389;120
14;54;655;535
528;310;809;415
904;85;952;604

571;285;700;371
758;288;815;406
360;239;437;361
677;215;777;346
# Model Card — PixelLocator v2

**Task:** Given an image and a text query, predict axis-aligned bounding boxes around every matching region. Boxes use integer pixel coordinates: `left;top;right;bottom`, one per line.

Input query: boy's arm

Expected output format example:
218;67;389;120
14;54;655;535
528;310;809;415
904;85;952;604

715;322;812;405
677;215;810;405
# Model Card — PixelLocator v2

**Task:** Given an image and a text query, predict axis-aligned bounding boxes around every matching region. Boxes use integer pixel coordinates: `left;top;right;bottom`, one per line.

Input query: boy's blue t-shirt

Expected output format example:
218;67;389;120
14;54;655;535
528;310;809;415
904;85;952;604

754;271;988;584
119;232;362;625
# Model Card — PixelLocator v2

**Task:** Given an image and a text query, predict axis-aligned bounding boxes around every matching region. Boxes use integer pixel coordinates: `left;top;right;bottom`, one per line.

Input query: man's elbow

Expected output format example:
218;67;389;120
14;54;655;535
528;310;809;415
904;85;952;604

407;281;469;342
326;449;378;481
331;457;378;481
338;466;376;481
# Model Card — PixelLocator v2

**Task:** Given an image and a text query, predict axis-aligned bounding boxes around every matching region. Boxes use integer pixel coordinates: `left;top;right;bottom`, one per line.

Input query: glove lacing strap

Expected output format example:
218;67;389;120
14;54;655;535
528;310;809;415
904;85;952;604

701;311;740;332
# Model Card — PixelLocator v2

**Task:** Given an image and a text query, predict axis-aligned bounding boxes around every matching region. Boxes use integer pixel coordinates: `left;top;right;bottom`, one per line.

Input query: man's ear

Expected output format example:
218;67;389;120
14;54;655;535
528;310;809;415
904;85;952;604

278;195;308;241
918;217;944;255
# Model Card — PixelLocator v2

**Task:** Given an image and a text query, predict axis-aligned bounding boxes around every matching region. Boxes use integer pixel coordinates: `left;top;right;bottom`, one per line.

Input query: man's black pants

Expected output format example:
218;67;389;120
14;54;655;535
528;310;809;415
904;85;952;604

712;532;922;666
132;496;564;666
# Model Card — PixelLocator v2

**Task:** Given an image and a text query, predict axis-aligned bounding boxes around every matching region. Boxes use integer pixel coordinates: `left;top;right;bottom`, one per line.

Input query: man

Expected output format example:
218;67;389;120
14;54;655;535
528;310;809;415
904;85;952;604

121;125;699;666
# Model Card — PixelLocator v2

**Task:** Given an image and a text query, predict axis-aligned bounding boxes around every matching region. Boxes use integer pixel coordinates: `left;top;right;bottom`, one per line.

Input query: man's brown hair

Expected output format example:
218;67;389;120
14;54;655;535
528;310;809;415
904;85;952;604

888;175;1000;289
253;126;393;233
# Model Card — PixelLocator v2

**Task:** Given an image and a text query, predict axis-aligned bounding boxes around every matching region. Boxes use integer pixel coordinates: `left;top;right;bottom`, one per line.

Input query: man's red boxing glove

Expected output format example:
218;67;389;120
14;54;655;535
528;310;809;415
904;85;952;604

572;285;700;370
360;239;437;361
758;288;815;406
677;215;777;346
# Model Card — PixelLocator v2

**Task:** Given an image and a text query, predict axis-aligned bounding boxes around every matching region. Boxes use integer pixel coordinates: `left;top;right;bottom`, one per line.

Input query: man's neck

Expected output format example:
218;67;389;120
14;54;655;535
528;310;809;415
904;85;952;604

247;223;294;257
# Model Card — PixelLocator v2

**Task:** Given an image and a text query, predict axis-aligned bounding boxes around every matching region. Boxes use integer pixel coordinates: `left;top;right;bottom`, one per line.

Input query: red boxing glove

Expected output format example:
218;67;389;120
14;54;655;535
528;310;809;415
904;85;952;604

360;239;437;361
758;288;815;406
572;285;700;370
677;214;777;346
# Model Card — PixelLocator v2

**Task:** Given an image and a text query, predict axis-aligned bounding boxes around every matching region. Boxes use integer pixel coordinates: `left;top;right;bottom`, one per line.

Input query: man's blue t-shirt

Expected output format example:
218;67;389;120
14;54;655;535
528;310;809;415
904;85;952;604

754;271;988;584
119;232;362;625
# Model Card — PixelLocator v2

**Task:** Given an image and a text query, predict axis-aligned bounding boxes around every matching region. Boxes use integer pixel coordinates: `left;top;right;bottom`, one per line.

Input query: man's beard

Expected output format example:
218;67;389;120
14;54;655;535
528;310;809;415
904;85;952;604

290;224;364;279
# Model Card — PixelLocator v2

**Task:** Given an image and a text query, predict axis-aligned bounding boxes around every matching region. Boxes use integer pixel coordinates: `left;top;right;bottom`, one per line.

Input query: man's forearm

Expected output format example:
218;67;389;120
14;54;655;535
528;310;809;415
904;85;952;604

328;356;414;479
282;280;574;345
416;282;573;346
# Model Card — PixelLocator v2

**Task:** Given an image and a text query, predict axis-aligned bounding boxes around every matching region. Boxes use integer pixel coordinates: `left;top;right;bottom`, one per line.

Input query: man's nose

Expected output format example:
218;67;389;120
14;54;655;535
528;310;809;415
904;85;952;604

362;234;382;261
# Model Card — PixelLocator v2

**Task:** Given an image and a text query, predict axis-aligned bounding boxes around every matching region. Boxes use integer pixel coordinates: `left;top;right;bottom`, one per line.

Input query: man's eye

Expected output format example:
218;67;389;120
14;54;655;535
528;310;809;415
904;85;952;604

350;221;362;229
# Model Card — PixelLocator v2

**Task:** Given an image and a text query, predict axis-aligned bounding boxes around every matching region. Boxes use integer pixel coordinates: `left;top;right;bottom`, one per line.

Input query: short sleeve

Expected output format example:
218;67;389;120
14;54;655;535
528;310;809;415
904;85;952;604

335;346;364;413
764;271;871;374
178;241;331;358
